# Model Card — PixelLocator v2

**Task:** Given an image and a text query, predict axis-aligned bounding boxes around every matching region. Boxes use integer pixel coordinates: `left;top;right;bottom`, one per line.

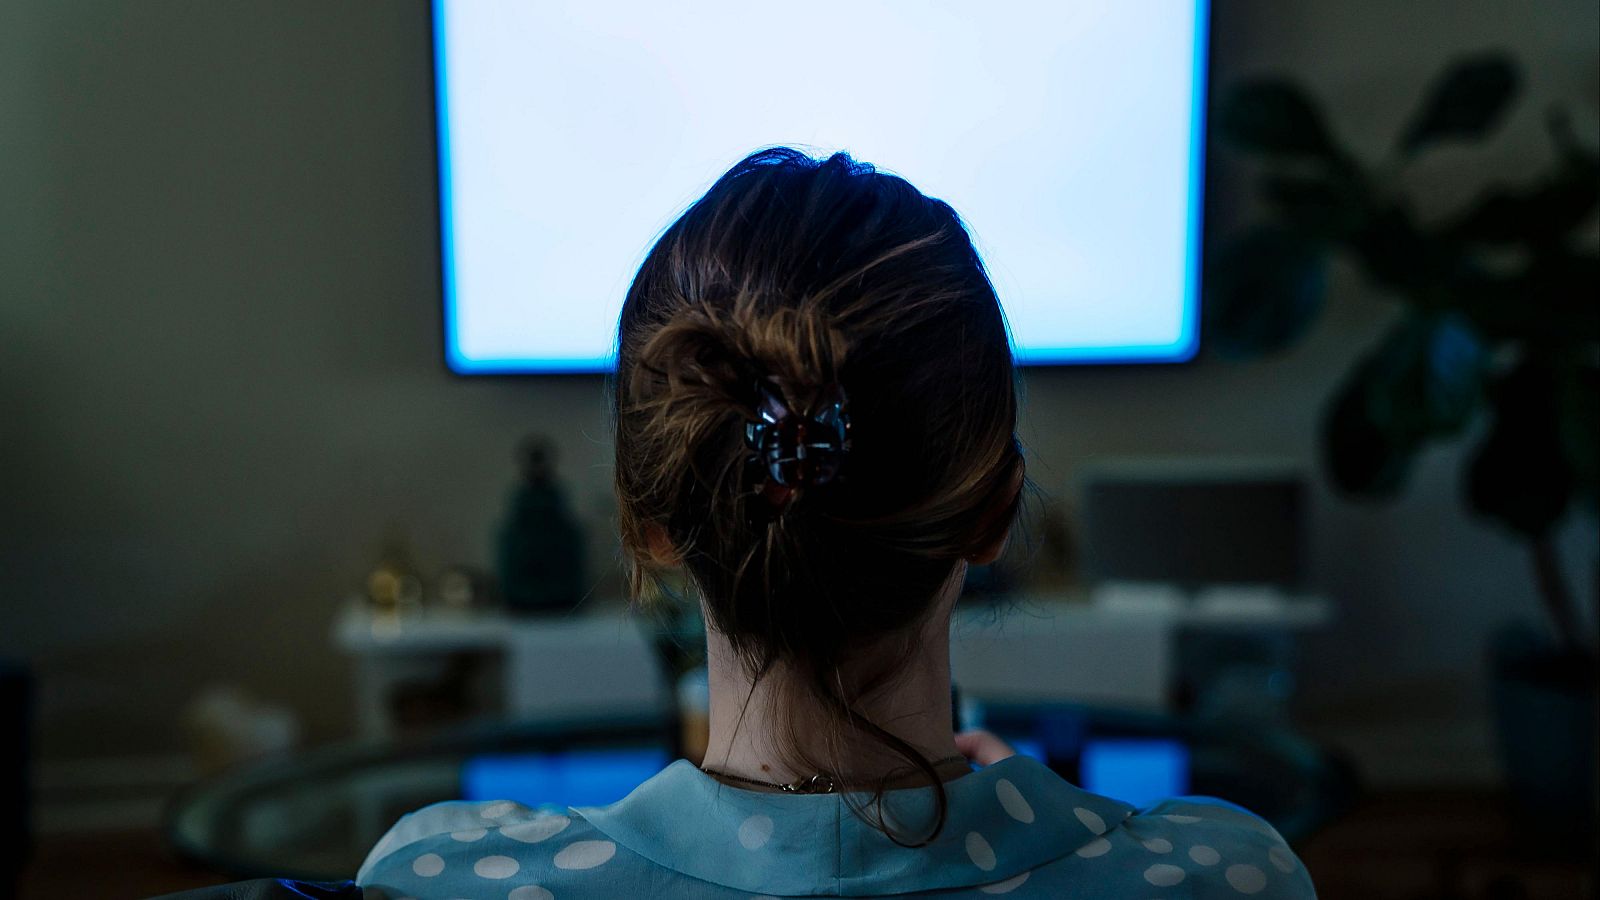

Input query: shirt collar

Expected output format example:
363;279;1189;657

575;755;1134;896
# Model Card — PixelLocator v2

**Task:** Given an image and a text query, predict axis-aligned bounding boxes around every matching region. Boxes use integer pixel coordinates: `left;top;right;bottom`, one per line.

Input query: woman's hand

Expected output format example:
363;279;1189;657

955;729;1016;767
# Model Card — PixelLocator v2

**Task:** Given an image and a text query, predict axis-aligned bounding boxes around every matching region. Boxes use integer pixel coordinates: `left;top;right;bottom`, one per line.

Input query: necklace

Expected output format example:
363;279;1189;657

700;754;970;794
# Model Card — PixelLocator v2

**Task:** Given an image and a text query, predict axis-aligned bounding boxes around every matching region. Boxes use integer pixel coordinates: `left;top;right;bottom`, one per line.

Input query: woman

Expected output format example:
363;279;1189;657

358;148;1316;898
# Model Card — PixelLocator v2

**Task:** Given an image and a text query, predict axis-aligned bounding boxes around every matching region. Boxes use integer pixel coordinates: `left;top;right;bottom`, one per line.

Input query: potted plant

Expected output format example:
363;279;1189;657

1206;52;1597;834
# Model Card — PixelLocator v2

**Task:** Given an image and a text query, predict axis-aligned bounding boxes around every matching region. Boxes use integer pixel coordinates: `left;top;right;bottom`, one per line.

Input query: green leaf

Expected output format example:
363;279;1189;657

1348;205;1468;298
1204;227;1327;359
1218;80;1343;162
1547;107;1600;174
1321;313;1490;499
1421;314;1490;432
1399;54;1520;156
1454;251;1600;345
1322;369;1419;498
1558;364;1600;515
1450;267;1533;342
1349;206;1427;291
1447;166;1599;246
1368;313;1488;440
1524;250;1600;343
1259;172;1371;240
1466;361;1575;537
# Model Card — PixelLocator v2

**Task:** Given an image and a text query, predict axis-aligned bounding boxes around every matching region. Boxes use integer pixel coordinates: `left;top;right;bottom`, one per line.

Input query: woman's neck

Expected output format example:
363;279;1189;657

699;569;963;786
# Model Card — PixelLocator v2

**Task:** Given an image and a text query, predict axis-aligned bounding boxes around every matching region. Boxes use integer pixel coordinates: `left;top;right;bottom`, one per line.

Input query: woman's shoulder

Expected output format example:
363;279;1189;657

356;799;635;898
1080;793;1315;898
355;787;1316;899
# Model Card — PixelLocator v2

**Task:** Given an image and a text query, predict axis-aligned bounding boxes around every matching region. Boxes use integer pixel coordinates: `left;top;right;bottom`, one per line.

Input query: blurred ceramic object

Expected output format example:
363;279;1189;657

496;436;587;615
365;534;423;616
184;685;301;776
436;565;495;611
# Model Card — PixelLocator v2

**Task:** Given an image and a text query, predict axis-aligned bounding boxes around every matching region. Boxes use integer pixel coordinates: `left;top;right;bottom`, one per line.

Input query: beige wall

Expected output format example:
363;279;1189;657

2;1;1595;773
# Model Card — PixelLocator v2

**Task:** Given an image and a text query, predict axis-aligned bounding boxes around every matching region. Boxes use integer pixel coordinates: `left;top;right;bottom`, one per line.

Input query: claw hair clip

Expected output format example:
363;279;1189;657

743;379;851;512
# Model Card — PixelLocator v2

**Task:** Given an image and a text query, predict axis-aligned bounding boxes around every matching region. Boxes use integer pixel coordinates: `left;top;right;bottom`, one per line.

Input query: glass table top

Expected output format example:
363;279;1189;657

166;706;1351;882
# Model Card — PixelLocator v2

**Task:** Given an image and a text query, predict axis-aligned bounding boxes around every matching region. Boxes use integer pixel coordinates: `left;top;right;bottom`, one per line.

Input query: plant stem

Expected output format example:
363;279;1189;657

1531;534;1586;655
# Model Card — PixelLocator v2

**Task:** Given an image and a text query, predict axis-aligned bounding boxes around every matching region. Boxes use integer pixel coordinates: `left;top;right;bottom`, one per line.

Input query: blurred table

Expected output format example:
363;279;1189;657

165;716;669;882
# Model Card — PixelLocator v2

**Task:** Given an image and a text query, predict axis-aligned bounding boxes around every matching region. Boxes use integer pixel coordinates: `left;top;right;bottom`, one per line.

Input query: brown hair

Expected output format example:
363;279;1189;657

612;147;1024;843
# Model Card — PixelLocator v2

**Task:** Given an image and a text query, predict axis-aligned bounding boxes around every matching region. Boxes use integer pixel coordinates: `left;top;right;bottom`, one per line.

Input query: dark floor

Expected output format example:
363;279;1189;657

18;828;225;900
15;792;1597;900
1295;791;1595;900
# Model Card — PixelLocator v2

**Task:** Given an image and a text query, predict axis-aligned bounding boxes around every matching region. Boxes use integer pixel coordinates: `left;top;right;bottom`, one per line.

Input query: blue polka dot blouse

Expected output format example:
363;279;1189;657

357;754;1316;898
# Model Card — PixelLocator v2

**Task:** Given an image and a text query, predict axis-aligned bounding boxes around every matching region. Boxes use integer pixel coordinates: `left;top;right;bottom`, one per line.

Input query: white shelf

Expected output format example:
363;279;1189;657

333;599;641;654
332;591;1332;736
333;598;665;738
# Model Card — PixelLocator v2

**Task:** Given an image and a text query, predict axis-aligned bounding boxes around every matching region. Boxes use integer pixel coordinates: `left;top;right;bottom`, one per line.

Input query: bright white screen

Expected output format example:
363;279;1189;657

436;1;1207;373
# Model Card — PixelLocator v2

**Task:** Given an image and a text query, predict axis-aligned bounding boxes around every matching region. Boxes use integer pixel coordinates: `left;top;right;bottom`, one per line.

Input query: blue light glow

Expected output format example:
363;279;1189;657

1008;738;1048;764
1080;738;1191;808
434;0;1209;373
462;748;671;808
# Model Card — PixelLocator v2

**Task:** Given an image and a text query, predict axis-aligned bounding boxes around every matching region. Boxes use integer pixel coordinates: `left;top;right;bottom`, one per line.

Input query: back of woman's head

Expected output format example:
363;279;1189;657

613;147;1023;836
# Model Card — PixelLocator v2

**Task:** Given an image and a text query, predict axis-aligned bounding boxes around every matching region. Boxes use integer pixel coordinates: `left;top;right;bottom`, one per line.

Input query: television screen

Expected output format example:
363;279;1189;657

434;0;1209;374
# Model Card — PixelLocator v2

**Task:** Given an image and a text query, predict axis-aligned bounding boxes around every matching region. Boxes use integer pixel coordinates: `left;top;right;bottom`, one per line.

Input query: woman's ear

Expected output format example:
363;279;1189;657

643;522;681;566
968;528;1010;566
968;458;1025;566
